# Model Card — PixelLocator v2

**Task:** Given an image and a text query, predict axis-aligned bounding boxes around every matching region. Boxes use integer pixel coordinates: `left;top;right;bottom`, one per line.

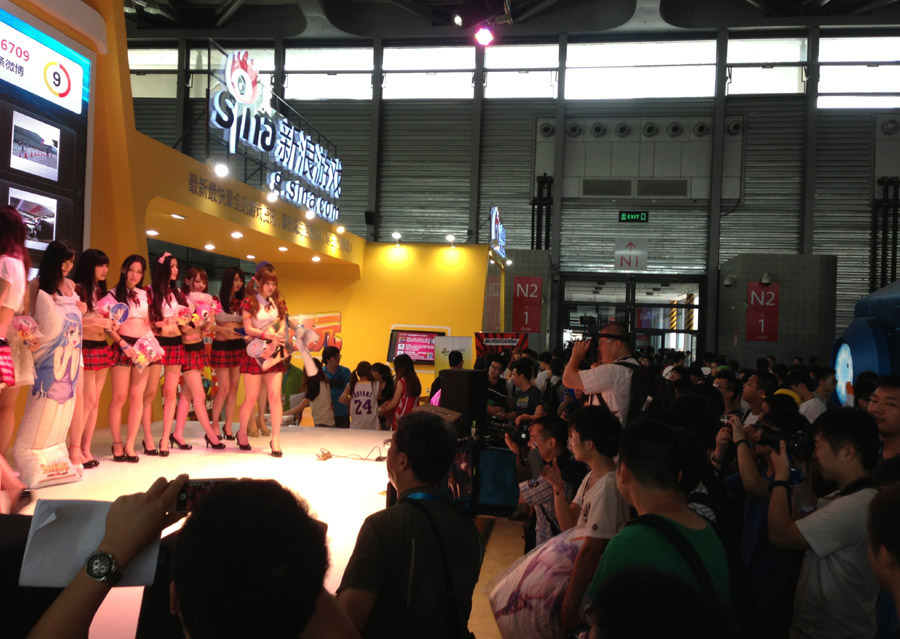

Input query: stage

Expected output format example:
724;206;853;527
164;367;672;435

13;422;392;638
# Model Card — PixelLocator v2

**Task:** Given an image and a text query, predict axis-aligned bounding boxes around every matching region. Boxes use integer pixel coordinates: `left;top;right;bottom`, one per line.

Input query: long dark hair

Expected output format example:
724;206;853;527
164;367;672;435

149;253;186;325
0;205;30;273
74;248;109;312
182;267;209;294
392;354;421;398
349;361;375;394
305;358;326;401
113;255;147;303
38;240;75;294
372;363;394;402
218;267;245;314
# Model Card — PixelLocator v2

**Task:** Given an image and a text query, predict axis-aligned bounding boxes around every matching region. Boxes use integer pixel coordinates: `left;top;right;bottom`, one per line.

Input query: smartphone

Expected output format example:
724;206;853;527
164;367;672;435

176;478;237;512
528;446;545;480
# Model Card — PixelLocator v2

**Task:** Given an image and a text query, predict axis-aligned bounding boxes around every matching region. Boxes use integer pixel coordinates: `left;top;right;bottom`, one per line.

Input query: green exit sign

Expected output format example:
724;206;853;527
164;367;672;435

619;211;649;223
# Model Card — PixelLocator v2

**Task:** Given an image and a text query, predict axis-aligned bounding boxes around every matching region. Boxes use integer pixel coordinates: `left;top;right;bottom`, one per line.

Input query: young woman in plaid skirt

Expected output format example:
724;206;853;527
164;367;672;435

70;248;113;469
105;255;153;462
210;267;245;440
143;253;189;456
172;267;225;450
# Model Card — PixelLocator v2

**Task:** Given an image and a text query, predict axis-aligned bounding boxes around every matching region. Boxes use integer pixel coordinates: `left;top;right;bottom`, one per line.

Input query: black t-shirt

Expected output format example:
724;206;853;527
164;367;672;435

487;379;509;407
514;385;543;416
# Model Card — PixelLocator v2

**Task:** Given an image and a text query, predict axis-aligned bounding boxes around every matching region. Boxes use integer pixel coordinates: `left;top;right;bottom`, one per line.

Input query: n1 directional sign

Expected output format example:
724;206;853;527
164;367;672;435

614;238;648;271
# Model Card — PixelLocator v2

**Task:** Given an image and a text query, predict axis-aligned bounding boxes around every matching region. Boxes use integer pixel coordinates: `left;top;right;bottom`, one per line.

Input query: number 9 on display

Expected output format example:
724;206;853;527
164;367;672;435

43;60;71;98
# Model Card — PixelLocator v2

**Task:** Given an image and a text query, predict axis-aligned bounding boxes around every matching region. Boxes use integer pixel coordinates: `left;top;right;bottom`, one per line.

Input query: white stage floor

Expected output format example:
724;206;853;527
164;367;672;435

13;422;391;638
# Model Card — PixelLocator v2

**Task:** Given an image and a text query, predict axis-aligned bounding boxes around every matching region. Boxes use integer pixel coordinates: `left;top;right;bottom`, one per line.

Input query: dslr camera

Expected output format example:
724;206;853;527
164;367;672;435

757;427;814;462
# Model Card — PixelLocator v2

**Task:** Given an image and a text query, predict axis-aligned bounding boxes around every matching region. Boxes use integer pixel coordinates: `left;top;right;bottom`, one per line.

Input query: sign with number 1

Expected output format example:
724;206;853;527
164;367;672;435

746;282;780;342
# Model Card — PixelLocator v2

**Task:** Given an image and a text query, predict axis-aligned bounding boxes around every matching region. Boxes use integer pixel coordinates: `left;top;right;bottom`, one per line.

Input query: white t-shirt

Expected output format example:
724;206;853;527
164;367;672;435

535;369;551;392
799;397;827;424
310;381;335;427
0;255;26;311
349;381;379;430
572;470;630;540
578;357;637;425
791;487;879;639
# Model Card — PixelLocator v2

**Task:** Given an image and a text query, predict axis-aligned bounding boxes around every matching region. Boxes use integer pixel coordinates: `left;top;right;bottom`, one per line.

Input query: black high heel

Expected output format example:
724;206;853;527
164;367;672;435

205;434;226;450
158;439;170;457
236;434;251;451
141;441;158;456
169;433;193;450
221;426;236;441
111;442;126;462
82;459;100;469
269;441;283;458
123;448;139;463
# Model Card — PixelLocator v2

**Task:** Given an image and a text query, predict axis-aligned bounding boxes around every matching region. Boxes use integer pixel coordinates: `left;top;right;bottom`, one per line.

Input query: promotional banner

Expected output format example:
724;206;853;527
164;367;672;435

512;276;542;333
434;336;474;373
746;282;780;342
14;290;83;488
474;332;528;358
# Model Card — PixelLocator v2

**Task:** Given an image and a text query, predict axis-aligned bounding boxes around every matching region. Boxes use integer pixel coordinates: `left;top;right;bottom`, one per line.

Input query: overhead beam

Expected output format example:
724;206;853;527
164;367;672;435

214;0;248;27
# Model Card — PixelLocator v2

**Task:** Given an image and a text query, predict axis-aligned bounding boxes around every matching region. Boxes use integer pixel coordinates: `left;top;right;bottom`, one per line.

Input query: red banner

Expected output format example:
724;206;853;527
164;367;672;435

474;333;528;358
512;276;542;333
746;283;779;341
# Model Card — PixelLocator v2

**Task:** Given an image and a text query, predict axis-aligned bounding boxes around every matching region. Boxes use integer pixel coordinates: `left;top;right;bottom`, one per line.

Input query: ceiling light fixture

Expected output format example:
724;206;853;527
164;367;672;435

391;231;401;247
312;256;321;262
304;210;315;220
474;26;495;46
170;213;185;220
506;259;513;266
336;225;345;234
146;229;159;236
123;0;137;14
246;254;256;260
231;231;243;239
213;163;228;178
204;243;215;250
278;246;288;252
266;191;278;203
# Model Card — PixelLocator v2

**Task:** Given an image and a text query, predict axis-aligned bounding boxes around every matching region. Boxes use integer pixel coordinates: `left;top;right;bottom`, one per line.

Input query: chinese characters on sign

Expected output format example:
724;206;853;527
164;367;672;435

208;50;341;223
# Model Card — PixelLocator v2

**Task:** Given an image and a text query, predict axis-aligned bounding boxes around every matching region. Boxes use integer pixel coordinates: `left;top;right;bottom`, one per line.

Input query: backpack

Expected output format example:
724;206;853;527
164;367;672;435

541;376;564;414
616;361;673;424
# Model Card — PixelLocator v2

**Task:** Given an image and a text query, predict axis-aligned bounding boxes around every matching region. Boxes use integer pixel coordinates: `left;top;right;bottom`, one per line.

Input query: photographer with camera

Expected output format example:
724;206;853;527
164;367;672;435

767;408;881;639
505;415;587;550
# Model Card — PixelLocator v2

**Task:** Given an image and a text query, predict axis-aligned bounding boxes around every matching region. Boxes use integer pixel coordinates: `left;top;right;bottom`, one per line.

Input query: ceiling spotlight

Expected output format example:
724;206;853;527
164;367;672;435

213;163;228;178
278;246;288;252
246;254;256;260
336;225;345;234
231;231;243;239
452;0;502;28
506;259;513;265
146;229;159;236
312;256;321;262
124;0;137;14
266;191;278;203
475;26;494;46
391;232;401;240
204;243;215;250
304;210;315;220
446;234;456;243
170;213;185;220
143;0;162;15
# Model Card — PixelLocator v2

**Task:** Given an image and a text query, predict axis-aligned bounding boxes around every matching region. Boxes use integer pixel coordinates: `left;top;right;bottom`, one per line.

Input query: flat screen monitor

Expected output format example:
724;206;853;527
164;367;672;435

386;329;445;365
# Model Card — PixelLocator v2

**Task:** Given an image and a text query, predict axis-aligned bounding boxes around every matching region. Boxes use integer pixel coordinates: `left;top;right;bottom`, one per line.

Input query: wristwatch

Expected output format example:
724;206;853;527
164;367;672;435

85;551;123;585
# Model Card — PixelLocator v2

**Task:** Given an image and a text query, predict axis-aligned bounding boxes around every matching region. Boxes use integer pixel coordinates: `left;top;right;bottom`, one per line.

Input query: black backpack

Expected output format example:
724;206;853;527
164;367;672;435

616;361;673;424
541;376;564;414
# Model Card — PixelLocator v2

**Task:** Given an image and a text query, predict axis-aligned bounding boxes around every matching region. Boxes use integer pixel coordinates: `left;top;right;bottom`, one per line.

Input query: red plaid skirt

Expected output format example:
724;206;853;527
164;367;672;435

112;335;139;367
158;336;186;367
240;350;287;375
210;339;244;369
82;340;113;370
183;341;209;371
0;342;15;388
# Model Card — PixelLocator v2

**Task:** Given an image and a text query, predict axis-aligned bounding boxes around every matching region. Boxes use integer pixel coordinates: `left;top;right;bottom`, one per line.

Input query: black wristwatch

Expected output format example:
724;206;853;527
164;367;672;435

85;551;123;585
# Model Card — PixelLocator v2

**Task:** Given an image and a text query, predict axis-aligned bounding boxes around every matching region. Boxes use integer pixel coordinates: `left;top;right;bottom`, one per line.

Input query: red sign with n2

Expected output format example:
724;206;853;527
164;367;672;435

512;277;542;333
746;282;779;341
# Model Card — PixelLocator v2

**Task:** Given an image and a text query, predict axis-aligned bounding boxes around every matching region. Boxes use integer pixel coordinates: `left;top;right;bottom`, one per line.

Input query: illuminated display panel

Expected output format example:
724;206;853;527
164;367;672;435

0;3;92;261
386;329;446;365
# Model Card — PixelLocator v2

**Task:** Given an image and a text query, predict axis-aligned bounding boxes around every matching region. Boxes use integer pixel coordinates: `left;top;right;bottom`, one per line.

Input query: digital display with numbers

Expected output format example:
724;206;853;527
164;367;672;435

0;3;91;261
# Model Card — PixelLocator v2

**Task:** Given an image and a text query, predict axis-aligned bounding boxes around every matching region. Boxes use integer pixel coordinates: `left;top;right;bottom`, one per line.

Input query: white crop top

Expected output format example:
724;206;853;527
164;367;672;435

249;294;280;330
102;287;149;320
0;255;26;312
160;293;185;319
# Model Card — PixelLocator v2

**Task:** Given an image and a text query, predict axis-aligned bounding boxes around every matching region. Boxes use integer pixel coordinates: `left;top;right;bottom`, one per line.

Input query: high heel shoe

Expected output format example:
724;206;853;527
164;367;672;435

236;434;251;451
111;442;126;462
269;441;283;458
158;439;170;457
141;441;158;456
221;425;236;441
205;434;226;450
82;459;100;469
123;448;140;463
169;433;193;450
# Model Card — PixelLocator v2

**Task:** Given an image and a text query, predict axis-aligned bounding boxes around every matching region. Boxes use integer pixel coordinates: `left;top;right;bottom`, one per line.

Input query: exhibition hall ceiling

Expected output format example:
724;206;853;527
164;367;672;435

125;0;900;40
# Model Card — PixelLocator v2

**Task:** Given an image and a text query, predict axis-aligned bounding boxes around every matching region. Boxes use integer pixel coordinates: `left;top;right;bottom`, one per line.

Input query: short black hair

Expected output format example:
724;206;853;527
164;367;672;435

814;366;836;383
523;348;538;361
618;419;683;490
538;351;553;364
570;406;621;458
759;410;808;435
533;415;570;448
394;411;457;485
510;359;533;380
755;371;779;399
550;357;564;377
448;350;463;367
811;407;880;472
764;393;800;413
322;345;341;363
786;370;813;392
174;480;328;639
876;374;900;393
714;371;742;397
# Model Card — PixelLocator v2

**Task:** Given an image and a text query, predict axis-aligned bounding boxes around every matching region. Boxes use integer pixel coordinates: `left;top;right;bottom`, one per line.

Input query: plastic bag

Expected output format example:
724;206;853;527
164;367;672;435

132;332;164;372
13;441;82;489
488;527;586;639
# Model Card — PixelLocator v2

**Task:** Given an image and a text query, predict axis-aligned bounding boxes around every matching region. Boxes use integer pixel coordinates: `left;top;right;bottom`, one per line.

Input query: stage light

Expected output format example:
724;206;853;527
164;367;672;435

336;225;346;234
247;254;256;260
312;256;321;262
231;231;243;239
506;259;513;265
392;231;402;247
446;234;456;243
305;210;315;220
124;0;137;14
204;243;215;250
170;213;185;220
146;229;159;236
278;246;288;252
453;13;464;26
266;191;278;203
475;26;494;46
214;163;229;178
452;0;500;28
